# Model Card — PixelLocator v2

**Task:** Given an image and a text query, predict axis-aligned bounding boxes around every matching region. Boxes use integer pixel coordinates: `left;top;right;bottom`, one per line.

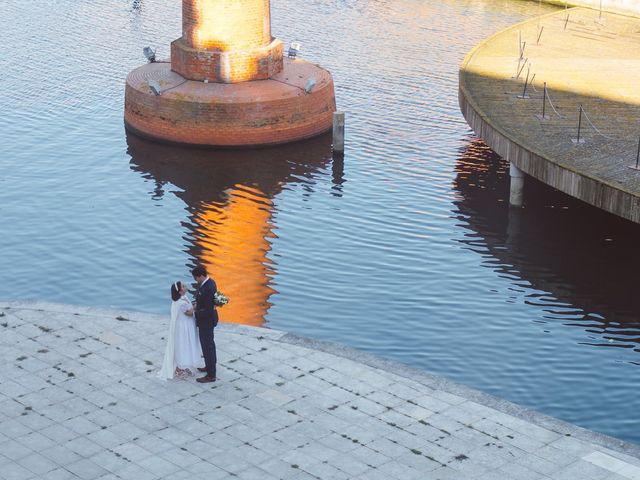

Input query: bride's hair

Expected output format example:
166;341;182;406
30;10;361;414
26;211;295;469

171;281;182;301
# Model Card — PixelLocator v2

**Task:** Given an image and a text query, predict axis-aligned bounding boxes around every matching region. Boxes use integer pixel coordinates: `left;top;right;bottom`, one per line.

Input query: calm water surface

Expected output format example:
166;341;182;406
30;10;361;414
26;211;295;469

2;0;640;443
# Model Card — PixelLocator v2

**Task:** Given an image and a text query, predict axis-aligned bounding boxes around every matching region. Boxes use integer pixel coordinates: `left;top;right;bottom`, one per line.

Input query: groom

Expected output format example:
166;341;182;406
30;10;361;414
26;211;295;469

191;265;218;383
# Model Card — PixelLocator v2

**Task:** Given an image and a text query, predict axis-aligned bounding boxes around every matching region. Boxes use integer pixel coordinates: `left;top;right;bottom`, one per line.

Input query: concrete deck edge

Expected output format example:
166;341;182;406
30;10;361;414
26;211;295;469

3;299;640;459
458;8;640;224
458;87;640;223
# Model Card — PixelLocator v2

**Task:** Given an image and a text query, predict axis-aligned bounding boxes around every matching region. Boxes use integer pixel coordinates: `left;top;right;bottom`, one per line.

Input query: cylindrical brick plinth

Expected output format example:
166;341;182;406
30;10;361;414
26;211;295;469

125;0;337;148
125;60;336;147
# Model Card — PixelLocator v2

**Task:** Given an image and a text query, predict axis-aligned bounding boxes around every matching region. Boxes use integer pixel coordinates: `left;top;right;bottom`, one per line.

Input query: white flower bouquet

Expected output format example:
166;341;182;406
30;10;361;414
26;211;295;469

214;291;229;307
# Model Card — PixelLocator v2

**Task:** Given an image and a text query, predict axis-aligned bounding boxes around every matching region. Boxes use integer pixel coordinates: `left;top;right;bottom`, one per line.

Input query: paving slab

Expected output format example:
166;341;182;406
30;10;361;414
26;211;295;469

1;300;640;479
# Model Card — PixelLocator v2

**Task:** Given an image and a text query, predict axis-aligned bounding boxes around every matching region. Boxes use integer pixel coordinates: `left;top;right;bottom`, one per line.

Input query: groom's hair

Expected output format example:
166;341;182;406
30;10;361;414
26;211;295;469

191;265;207;278
171;281;182;301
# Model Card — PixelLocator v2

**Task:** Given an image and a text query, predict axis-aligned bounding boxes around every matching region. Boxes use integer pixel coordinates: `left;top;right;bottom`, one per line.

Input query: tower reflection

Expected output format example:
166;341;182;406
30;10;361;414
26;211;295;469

127;133;334;326
452;137;640;352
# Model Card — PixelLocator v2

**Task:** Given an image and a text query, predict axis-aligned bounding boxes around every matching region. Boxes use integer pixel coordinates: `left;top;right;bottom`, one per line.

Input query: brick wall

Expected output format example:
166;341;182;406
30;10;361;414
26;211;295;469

171;38;283;83
182;0;271;50
173;0;282;83
124;76;336;147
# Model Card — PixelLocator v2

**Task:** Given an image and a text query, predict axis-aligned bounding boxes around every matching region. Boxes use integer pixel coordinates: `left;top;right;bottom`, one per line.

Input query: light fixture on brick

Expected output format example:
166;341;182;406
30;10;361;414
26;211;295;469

142;46;156;64
288;42;302;59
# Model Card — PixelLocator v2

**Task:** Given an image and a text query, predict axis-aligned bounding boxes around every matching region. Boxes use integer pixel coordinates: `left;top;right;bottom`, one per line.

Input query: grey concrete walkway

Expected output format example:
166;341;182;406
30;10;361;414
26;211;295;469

1;301;640;480
459;8;640;223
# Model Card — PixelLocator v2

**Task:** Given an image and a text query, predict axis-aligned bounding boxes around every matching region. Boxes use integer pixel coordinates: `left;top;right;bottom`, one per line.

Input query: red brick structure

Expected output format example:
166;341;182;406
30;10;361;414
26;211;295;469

124;0;336;147
171;0;283;83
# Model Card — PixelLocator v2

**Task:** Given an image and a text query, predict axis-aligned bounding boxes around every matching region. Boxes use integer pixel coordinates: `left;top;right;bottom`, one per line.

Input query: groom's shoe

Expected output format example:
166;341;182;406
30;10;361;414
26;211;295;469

196;375;216;383
197;367;207;373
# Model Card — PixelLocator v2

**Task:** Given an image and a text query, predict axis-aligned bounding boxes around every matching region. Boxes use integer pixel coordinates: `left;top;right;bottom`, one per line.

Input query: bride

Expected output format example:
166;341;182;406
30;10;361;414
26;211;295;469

158;281;204;380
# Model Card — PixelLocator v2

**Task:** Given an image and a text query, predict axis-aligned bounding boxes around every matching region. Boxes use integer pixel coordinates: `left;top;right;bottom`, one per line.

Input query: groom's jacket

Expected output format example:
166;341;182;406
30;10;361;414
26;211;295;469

195;278;219;327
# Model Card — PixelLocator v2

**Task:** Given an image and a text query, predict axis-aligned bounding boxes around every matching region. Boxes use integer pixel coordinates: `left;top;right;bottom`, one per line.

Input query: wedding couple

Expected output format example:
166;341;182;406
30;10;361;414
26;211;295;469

158;265;218;383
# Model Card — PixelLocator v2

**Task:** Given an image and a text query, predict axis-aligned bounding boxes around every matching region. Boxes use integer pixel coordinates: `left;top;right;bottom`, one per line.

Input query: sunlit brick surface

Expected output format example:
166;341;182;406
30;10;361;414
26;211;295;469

182;0;271;50
125;59;335;147
125;0;336;146
174;0;279;83
171;38;283;83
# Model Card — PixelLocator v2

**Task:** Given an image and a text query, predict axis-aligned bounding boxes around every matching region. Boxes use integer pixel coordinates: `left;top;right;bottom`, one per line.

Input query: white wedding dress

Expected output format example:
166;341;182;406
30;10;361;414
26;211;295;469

158;295;204;380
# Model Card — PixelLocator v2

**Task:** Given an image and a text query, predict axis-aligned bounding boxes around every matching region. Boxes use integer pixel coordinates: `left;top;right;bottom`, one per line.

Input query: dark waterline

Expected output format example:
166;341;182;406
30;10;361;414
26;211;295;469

2;0;640;443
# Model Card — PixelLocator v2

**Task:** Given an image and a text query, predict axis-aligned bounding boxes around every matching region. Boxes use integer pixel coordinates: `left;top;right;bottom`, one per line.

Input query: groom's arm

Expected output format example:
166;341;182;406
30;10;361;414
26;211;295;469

199;282;215;315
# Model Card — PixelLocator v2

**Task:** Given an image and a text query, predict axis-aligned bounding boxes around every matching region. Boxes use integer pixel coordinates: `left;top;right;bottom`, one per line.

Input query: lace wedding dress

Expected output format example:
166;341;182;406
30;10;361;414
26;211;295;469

158;295;204;380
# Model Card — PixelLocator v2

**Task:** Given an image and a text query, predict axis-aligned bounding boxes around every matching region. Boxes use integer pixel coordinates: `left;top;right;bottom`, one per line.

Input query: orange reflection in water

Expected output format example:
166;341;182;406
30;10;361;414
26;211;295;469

193;184;276;327
126;130;334;328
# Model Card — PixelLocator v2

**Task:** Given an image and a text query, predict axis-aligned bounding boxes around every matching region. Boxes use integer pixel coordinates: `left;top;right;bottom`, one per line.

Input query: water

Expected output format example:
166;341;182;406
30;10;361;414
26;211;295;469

2;0;640;443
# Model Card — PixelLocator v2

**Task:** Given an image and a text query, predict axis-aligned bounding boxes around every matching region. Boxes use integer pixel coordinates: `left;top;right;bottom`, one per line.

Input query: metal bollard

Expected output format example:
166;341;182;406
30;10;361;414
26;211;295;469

627;135;640;170
536;82;550;121
518;31;526;60
516;58;528;79
332;112;345;156
572;105;584;144
519;68;530;99
577;105;583;143
596;0;605;25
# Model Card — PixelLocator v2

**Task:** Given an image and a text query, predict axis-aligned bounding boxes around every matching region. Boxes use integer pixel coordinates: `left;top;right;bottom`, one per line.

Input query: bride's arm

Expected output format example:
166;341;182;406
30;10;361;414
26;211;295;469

182;299;194;316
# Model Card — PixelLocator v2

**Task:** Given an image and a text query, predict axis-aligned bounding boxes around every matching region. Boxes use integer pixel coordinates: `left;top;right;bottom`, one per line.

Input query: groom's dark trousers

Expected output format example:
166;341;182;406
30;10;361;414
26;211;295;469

195;278;218;378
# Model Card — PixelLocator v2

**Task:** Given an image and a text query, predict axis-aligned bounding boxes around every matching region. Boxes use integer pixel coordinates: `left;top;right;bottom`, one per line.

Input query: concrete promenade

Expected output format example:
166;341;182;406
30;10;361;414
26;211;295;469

459;8;640;223
2;301;640;479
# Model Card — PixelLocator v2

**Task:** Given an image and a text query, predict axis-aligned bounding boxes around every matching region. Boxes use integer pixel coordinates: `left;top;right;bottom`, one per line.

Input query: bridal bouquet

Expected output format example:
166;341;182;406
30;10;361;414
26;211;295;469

214;291;229;307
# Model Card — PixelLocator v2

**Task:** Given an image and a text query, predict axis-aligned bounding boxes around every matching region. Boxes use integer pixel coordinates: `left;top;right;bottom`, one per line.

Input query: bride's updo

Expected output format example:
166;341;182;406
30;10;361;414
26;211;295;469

170;281;182;301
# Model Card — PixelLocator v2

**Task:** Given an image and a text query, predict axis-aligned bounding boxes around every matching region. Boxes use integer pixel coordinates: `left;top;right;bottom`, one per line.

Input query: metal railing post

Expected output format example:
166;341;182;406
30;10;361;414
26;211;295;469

521;69;530;98
577;105;583;143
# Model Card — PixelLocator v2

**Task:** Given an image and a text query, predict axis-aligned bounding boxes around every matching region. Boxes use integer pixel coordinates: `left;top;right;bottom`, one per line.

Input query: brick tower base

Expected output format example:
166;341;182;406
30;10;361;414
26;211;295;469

124;58;336;147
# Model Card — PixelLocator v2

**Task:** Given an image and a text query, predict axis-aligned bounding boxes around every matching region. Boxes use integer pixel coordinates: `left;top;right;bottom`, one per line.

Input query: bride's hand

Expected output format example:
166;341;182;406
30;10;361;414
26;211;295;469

185;308;194;316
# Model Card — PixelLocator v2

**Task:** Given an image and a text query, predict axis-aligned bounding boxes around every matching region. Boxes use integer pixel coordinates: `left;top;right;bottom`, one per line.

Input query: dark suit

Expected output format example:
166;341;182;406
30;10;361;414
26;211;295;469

194;277;218;377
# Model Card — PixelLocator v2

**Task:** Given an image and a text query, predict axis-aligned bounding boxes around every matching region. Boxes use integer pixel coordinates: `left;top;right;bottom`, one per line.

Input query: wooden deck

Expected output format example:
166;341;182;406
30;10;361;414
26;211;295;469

459;7;640;223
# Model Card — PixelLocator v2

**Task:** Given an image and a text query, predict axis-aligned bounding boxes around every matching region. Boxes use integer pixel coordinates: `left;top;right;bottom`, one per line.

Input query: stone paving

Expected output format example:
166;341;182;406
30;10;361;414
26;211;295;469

1;301;640;480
